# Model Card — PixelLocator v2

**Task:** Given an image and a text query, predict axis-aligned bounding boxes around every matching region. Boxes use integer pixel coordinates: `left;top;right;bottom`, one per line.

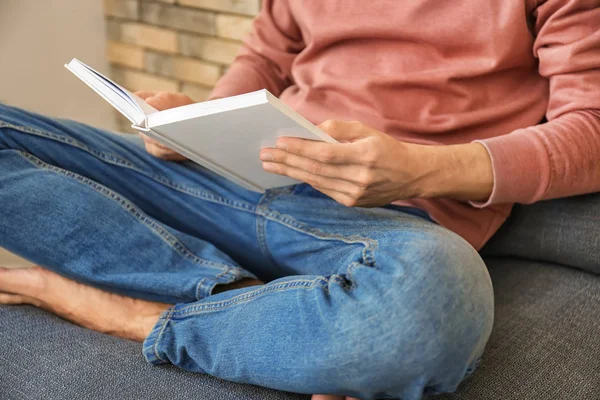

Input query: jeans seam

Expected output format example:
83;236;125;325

254;187;378;285
195;278;208;300
0;121;256;214
14;150;235;273
151;308;174;363
254;188;290;270
259;208;378;269
172;277;334;316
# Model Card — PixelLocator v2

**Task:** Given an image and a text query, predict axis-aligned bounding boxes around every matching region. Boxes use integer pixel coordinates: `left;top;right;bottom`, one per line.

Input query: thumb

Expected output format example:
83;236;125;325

317;120;373;143
134;91;156;101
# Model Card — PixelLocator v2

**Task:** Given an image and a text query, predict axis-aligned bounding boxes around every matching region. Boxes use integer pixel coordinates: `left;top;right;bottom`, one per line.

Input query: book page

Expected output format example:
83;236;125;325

65;59;157;124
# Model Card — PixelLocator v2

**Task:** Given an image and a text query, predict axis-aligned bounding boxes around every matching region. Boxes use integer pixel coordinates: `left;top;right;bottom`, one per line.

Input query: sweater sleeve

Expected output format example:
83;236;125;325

209;0;304;100
473;0;600;207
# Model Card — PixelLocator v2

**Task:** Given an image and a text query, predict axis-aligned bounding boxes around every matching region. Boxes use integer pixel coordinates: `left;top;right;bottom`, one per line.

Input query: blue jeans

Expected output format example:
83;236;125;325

0;103;494;400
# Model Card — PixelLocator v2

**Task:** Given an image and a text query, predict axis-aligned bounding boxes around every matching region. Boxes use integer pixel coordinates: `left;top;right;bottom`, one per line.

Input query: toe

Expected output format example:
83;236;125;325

0;292;40;306
0;266;44;297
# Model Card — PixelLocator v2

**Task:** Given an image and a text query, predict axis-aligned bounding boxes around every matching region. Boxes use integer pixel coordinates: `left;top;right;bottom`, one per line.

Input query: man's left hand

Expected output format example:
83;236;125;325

260;120;434;207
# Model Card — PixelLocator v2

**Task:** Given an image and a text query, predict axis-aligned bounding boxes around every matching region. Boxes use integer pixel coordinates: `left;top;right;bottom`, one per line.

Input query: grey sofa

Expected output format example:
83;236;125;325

2;194;599;400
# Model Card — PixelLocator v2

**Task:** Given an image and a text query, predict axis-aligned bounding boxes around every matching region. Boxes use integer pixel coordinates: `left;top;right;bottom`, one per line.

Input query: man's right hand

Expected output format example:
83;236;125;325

134;91;195;161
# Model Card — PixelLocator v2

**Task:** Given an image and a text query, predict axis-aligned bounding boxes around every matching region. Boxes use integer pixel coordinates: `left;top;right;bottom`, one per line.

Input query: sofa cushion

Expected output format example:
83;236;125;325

1;258;599;399
482;193;600;276
436;257;600;399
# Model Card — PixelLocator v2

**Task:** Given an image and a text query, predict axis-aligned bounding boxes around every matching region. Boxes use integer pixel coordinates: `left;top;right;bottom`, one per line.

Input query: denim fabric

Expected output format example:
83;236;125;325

0;103;494;400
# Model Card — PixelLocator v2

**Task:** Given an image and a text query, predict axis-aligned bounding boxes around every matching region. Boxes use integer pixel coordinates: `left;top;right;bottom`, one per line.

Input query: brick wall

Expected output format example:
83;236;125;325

103;0;259;131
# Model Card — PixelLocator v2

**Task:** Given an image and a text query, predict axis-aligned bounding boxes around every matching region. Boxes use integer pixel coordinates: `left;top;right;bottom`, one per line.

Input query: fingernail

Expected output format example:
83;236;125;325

260;152;273;161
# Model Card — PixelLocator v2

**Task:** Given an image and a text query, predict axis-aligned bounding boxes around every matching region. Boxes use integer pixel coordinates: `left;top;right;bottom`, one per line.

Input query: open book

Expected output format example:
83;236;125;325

65;58;335;192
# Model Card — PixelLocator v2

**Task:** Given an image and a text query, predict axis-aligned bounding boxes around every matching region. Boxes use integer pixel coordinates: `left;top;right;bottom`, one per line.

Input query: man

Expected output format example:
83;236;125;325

0;0;598;399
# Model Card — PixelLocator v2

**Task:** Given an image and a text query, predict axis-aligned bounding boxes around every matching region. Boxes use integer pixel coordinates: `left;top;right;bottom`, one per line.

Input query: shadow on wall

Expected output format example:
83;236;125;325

0;0;117;131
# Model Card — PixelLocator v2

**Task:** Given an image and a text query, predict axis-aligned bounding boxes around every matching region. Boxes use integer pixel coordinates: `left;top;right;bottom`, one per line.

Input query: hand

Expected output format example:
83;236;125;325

260;120;493;207
134;91;195;161
260;120;431;207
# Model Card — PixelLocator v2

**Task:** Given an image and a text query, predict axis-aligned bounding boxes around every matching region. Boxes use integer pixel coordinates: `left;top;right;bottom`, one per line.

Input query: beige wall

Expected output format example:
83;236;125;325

0;0;118;264
0;0;117;131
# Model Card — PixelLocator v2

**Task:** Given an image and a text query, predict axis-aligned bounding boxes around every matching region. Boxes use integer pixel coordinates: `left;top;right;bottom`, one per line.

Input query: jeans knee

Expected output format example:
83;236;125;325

326;229;494;398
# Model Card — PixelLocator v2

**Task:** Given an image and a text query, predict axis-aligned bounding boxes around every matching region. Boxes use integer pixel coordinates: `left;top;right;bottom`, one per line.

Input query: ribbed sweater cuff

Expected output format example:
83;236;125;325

470;129;551;208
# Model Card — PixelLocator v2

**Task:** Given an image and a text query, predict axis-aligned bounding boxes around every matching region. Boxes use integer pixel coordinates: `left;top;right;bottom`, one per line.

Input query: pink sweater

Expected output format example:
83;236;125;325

211;0;600;250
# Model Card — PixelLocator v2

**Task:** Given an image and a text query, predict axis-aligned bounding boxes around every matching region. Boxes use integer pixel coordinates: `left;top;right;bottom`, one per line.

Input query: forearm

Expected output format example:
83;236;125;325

415;109;600;206
412;142;494;202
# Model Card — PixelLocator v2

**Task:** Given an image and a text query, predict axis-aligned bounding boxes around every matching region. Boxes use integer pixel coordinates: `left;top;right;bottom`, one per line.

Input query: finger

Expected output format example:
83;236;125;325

146;144;186;161
262;162;360;197
161;153;187;162
274;138;360;164
146;143;172;157
133;91;156;100
311;395;345;400
152;151;185;161
139;133;171;149
312;186;359;207
318;119;373;142
145;92;193;111
260;149;360;180
141;135;186;160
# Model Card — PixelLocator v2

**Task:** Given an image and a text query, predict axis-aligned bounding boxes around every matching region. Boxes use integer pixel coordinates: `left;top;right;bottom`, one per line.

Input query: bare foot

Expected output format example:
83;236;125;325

0;266;266;342
0;266;169;341
0;267;356;399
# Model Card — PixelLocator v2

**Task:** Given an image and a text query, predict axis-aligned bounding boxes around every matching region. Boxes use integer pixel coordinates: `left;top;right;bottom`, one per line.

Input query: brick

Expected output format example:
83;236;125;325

145;52;221;86
216;14;254;40
178;0;260;16
107;41;144;69
111;67;179;92
140;0;174;3
143;52;171;77
181;83;213;102
103;0;139;20
105;19;122;41
140;3;215;35
179;33;242;65
120;22;178;53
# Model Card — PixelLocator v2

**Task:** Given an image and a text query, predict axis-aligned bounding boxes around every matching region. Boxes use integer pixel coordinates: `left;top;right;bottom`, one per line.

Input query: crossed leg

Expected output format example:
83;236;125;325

0;103;493;399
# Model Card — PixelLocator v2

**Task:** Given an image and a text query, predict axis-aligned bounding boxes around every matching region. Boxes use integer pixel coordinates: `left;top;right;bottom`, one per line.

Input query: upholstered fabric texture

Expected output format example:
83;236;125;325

1;257;598;400
482;193;600;276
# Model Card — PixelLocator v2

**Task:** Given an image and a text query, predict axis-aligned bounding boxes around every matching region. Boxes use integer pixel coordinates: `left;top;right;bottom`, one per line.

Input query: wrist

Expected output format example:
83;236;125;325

414;142;494;201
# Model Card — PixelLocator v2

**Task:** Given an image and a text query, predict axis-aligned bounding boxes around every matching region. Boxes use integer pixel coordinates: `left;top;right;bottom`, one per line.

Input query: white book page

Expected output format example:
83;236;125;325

65;58;157;124
147;90;269;127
